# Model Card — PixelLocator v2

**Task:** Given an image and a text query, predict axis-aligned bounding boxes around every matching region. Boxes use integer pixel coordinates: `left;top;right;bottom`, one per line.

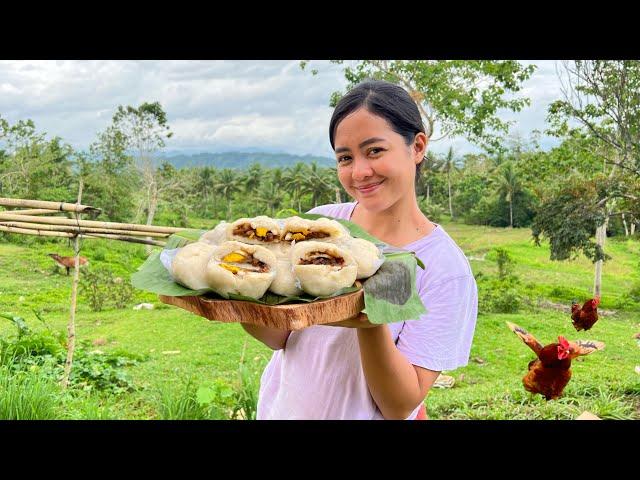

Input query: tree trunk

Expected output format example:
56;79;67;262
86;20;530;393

144;180;158;255
622;213;629;236
631;222;636;236
447;172;453;219
62;180;83;389
509;199;513;228
593;217;609;298
426;184;430;204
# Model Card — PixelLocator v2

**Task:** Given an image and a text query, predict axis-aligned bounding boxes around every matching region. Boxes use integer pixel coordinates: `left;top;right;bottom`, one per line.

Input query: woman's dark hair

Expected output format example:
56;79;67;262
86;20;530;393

329;79;427;180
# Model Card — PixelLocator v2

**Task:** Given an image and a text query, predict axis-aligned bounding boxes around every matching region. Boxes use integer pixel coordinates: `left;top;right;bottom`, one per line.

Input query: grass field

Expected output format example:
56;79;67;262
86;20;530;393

1;222;639;420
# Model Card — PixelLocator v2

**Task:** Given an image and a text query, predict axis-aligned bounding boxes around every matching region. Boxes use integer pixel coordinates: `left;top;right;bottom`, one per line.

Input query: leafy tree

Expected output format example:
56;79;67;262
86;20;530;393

543;60;640;296
84;126;139;221
493;162;523;228
107;102;173;235
303;60;536;153
214;168;242;219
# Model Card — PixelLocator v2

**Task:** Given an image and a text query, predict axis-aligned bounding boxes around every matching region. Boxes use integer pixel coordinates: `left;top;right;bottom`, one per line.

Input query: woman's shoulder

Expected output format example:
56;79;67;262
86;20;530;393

411;226;474;285
306;203;355;220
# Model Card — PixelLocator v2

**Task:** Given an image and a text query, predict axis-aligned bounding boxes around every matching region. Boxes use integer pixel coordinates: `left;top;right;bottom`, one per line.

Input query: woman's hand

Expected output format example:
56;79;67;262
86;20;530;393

322;312;380;329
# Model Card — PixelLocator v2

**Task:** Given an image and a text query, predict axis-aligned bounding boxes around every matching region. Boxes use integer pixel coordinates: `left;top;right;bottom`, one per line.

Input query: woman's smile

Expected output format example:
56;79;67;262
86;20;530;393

354;179;385;196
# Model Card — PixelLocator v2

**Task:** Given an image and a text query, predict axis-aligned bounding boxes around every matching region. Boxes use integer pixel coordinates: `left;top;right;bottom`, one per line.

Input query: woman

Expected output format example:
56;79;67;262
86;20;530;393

241;79;478;420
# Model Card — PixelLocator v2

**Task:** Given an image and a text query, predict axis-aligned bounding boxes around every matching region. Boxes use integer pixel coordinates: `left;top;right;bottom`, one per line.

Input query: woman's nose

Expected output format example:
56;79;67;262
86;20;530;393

351;156;374;181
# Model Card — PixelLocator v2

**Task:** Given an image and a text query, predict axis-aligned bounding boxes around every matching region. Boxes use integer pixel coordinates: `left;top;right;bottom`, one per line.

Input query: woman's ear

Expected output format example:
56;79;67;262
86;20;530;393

414;133;429;165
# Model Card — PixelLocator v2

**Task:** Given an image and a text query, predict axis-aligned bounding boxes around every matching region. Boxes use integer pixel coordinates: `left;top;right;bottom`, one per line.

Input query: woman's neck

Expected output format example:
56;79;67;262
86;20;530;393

350;195;435;248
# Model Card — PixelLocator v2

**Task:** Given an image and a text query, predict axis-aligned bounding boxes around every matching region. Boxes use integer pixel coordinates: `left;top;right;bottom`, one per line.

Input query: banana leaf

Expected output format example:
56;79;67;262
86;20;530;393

131;215;427;323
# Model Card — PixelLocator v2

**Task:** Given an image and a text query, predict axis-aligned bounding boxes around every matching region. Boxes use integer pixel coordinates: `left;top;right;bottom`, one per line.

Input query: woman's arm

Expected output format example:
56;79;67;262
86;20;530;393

240;323;292;351
357;324;440;419
323;313;439;418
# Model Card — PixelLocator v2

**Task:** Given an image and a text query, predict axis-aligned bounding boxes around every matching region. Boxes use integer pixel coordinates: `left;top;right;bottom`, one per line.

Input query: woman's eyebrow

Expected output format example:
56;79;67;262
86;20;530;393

335;137;386;154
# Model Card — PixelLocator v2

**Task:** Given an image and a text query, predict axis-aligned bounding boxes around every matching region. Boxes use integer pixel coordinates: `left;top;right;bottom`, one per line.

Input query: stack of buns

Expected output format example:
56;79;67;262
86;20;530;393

168;216;384;299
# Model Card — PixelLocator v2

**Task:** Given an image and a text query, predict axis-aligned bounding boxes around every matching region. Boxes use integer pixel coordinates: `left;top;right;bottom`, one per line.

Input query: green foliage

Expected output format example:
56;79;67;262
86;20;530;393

155;377;229;420
323;60;535;153
0;365;61;420
478;276;525;314
531;175;609;262
79;268;135;311
418;198;444;223
233;360;260;420
477;248;526;313
69;341;145;394
495;248;515;280
0;311;145;394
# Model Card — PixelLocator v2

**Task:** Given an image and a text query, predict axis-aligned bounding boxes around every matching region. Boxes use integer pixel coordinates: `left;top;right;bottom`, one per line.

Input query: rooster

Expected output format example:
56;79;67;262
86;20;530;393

571;297;601;331
506;322;604;400
48;253;89;275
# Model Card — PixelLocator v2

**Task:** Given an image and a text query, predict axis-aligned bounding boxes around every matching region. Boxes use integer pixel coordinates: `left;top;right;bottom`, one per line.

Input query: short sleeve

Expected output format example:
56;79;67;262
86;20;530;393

395;274;478;372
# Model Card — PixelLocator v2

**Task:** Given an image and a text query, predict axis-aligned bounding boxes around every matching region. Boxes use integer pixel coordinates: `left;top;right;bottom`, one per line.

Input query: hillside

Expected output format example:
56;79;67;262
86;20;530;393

157;152;336;169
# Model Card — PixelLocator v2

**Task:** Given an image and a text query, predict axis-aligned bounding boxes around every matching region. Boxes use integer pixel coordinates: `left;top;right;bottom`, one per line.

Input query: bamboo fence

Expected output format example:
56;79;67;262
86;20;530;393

0;197;189;247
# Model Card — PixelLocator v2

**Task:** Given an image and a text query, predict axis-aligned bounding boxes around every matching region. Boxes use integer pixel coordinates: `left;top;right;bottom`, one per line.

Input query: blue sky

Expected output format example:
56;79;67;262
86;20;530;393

0;60;564;158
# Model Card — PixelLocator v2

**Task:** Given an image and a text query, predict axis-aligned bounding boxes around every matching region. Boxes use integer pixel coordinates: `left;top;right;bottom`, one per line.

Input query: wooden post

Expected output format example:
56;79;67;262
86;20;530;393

61;180;84;389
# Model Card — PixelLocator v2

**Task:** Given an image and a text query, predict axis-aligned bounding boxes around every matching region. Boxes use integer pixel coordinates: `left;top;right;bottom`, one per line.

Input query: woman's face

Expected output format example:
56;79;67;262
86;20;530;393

333;108;426;213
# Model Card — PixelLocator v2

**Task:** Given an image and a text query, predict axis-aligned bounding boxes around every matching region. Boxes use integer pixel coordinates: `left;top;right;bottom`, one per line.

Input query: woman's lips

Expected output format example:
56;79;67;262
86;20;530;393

355;180;384;195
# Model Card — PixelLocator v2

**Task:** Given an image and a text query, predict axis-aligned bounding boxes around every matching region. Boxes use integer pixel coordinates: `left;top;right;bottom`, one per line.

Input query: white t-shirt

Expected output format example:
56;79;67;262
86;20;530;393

256;202;478;420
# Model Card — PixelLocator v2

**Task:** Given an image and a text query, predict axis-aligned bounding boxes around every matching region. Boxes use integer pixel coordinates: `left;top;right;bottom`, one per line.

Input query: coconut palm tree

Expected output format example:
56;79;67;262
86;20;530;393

302;162;336;208
213;168;242;219
441;147;460;219
494;161;522;228
416;151;443;203
243;162;263;194
195;166;216;216
255;179;284;217
283;163;309;212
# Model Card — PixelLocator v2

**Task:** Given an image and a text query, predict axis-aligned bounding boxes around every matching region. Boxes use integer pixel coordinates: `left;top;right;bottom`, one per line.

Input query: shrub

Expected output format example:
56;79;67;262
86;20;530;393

478;278;524;314
0;311;145;394
418;198;445;223
80;268;135;311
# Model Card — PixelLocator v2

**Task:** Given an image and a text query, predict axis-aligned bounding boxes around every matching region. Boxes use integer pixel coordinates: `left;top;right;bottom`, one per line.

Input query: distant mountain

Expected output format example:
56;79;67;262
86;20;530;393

157;152;336;170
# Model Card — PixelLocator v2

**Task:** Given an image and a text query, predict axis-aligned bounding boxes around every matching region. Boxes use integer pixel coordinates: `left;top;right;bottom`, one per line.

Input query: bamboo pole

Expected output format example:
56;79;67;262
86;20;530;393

82;233;166;247
0;224;167;246
0;224;74;238
0;197;101;214
0;221;170;237
61;182;84;389
0;212;184;234
2;208;62;215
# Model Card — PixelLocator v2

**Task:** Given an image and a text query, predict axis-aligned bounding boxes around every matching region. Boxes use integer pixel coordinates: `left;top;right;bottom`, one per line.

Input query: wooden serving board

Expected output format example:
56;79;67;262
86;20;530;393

158;287;365;330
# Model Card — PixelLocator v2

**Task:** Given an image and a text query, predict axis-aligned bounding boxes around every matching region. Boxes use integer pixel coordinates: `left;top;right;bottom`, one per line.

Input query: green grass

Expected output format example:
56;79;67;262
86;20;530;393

1;224;639;420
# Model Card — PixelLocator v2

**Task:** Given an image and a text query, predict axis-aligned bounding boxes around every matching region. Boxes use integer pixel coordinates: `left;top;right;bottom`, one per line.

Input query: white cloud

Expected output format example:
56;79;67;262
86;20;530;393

0;60;566;158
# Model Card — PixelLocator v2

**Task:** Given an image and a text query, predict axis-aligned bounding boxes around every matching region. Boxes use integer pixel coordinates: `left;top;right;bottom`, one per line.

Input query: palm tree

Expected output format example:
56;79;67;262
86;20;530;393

417;151;443;203
213;168;242;219
303;162;335;208
284;163;309;212
494;161;522;228
195;166;216;216
243;162;263;194
255;179;284;217
442;147;459;219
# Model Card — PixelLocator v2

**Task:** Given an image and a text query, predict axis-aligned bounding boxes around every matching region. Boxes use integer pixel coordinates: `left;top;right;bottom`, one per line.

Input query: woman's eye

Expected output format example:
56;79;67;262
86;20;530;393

337;156;351;163
369;147;384;155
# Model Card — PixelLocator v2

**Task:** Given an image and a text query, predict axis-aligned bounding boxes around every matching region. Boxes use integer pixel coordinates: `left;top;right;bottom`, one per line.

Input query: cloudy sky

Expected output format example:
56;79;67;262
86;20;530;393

0;60;564;158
